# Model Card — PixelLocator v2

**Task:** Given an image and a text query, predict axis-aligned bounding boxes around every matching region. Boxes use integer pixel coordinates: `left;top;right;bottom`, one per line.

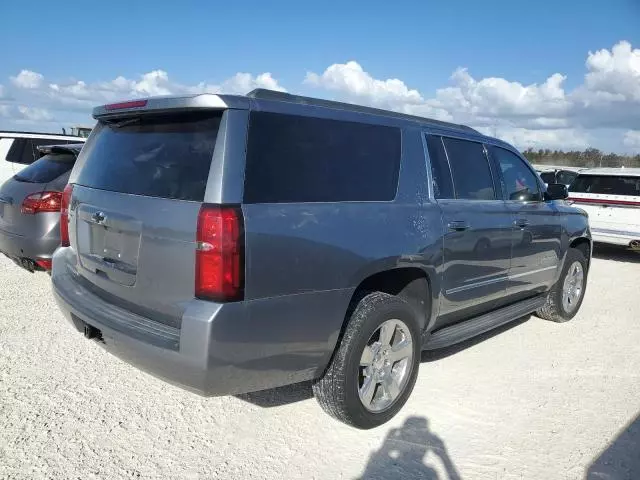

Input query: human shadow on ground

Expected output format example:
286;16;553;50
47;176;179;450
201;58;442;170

592;244;640;264
357;416;461;480
586;413;640;479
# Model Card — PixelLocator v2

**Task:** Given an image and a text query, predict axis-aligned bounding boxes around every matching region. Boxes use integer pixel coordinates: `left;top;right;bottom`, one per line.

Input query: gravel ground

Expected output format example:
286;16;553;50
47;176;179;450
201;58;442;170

1;246;639;480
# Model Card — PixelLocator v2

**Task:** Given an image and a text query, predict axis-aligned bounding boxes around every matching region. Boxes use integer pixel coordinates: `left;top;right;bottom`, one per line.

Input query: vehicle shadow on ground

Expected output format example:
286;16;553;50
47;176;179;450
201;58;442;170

592;244;640;263
585;413;640;479
357;416;461;480
235;380;314;407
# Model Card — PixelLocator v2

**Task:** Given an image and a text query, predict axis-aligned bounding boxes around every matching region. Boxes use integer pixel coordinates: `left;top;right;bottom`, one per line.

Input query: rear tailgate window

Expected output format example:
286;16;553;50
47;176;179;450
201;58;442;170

14;153;75;183
74;112;221;201
571;175;640;196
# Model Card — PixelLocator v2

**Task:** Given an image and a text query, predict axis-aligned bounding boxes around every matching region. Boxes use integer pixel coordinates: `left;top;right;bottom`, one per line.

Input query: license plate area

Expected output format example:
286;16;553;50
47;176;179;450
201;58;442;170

76;205;142;286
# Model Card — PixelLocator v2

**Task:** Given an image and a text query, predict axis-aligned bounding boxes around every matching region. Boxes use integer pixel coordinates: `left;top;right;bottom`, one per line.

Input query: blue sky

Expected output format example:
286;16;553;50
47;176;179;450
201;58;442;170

1;0;639;153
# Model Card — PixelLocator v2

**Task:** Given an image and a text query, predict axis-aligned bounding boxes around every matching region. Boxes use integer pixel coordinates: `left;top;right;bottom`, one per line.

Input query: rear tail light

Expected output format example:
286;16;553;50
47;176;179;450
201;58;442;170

60;184;73;247
35;258;52;271
195;205;244;302
21;191;63;214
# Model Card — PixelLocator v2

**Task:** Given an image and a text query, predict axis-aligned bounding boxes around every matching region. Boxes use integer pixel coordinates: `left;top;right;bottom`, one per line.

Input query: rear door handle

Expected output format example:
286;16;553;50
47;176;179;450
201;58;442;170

448;220;470;231
0;195;12;205
514;218;529;228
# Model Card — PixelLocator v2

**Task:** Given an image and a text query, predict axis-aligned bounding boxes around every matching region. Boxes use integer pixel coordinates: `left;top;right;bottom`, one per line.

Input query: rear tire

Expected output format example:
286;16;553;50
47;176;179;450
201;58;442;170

312;292;421;429
536;248;588;323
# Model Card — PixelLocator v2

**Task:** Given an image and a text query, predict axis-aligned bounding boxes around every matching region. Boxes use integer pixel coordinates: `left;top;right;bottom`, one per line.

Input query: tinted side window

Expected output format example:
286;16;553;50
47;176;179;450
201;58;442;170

425;135;454;199
571;175;640;196
540;171;555;184
491;147;542;202
20;139;61;165
6;138;26;163
556;170;578;186
442;137;495;200
244;112;401;203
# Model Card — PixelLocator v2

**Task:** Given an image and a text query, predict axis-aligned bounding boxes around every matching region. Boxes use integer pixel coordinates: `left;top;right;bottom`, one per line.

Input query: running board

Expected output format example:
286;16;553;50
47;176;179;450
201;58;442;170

423;295;546;350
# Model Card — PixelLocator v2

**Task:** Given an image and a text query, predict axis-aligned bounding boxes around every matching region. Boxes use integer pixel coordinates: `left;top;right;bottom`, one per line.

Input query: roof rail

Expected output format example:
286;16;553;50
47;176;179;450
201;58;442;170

246;89;478;133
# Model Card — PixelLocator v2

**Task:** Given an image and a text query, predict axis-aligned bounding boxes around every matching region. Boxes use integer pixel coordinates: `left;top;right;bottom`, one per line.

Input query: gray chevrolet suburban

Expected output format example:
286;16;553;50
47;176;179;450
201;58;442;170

52;89;591;429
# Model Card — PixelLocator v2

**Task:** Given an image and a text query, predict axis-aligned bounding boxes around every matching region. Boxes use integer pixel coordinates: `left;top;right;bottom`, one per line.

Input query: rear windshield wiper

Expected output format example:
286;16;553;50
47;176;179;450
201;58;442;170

107;117;141;128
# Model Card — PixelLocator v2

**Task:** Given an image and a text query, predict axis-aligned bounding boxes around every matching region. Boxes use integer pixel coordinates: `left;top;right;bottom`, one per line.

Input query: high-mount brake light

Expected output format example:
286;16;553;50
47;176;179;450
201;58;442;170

105;100;148;110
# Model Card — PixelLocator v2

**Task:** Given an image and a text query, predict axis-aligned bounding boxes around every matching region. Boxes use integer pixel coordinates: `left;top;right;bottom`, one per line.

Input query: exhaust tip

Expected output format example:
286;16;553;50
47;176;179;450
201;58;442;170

83;323;102;341
630;240;640;251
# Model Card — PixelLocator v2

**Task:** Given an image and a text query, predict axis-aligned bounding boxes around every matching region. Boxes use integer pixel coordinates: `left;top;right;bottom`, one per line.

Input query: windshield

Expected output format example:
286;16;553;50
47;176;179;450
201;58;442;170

571;175;640;196
14;153;76;184
74;112;221;202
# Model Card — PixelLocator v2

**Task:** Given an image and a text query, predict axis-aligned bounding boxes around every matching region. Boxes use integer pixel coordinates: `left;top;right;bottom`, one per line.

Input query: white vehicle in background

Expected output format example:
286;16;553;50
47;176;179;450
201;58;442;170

569;168;640;249
0;131;86;186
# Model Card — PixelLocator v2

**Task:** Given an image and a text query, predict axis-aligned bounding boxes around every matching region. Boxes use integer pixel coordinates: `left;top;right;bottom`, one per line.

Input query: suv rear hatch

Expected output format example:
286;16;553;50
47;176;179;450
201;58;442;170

66;110;223;329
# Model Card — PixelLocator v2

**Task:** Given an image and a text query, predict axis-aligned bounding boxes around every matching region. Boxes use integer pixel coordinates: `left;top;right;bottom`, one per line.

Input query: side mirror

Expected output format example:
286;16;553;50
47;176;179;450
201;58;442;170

545;183;568;201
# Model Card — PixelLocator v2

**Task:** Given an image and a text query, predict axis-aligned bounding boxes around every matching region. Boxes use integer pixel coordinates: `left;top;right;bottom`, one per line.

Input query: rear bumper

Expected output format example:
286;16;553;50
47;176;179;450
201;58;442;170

51;248;352;396
0;227;59;263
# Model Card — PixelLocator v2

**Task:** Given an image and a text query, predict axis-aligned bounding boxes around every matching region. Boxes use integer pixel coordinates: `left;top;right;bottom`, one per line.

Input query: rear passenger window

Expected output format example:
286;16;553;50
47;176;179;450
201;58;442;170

442;137;495;200
6;138;26;164
425;135;454;199
6;138;68;165
244;112;401;203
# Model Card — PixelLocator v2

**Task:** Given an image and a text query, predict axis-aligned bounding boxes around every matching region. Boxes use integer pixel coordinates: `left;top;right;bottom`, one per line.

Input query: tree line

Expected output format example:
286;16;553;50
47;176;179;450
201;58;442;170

522;148;640;168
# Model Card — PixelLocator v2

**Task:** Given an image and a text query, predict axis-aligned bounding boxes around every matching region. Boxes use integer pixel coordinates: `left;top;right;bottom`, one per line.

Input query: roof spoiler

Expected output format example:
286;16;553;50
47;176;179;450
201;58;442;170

37;143;84;157
92;94;249;119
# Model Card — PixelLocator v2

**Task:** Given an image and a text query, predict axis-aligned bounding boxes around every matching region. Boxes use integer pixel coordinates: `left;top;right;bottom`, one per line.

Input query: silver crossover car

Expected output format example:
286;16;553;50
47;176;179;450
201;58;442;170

0;143;82;272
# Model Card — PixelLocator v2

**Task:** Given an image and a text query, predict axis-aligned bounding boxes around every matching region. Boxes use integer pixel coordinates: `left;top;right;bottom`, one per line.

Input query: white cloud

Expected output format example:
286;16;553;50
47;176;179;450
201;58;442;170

432;68;569;119
43;70;286;107
0;69;287;133
17;106;53;122
478;127;590;151
583;41;640;102
11;70;44;89
623;130;640;153
189;72;286;95
305;61;423;109
303;41;640;152
2;41;639;153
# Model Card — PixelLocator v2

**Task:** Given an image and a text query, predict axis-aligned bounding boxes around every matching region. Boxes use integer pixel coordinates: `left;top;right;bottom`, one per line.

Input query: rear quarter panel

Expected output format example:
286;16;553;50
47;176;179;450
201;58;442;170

240;127;443;376
553;202;591;277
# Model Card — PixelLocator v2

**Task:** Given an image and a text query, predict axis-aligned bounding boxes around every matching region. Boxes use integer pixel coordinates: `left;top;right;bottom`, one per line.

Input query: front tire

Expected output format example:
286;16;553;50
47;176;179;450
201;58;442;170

536;248;588;322
313;292;421;429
